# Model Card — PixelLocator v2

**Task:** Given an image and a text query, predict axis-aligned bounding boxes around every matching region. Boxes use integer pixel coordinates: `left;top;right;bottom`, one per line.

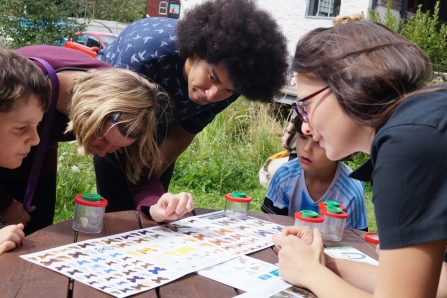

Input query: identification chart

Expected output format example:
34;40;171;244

21;211;283;297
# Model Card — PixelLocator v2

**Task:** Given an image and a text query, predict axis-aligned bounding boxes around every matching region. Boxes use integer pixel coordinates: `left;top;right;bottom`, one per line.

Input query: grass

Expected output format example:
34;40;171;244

55;99;376;231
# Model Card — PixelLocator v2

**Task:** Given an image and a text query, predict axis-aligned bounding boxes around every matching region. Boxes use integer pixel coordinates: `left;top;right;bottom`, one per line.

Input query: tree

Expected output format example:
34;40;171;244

84;0;146;24
0;0;86;49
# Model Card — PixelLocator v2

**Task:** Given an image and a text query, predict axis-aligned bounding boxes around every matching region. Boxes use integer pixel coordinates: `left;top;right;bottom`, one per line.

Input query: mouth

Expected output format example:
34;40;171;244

300;156;312;164
193;89;208;105
18;152;29;158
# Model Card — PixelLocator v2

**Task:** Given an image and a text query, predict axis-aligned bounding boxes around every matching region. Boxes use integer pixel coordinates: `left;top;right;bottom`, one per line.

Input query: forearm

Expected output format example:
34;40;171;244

326;256;377;293
437;262;447;298
307;264;372;298
157;123;195;176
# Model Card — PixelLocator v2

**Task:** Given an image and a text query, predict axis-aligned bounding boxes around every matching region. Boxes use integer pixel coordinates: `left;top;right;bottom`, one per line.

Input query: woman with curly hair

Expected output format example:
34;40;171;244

96;0;289;216
0;45;193;235
272;20;447;297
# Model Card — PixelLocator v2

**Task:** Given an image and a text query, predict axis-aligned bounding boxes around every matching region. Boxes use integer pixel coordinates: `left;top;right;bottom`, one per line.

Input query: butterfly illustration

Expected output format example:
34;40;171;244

123;270;137;275
151;277;169;283
77;243;95;248
67;269;83;275
84;274;97;279
127;276;144;283
148;267;166;275
40;258;62;266
37;253;54;259
55;265;70;271
68;252;89;258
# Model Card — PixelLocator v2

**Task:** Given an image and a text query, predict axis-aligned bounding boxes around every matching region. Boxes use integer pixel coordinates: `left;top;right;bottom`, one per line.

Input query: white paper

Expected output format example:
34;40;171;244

198;255;291;294
324;246;379;266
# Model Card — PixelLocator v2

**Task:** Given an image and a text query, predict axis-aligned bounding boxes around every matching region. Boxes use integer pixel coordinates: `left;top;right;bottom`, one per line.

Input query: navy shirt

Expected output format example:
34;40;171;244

351;88;447;253
97;17;240;135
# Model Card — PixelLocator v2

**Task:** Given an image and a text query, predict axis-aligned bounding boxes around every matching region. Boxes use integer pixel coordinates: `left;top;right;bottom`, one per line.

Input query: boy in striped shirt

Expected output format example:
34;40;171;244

262;117;367;230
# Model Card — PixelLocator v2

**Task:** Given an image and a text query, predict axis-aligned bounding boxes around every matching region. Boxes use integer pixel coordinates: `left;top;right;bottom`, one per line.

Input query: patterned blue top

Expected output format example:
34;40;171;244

97;17;240;135
266;159;367;230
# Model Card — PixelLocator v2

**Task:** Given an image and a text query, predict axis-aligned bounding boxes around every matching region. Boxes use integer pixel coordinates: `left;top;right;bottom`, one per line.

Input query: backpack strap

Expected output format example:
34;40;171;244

23;58;59;211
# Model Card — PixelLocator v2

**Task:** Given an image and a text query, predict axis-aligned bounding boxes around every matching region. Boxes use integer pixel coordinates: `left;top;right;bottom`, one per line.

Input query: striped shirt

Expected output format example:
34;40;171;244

265;159;367;229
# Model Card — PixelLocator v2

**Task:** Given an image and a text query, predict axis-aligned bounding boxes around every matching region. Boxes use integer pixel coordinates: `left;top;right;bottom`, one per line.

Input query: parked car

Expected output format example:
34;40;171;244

64;31;117;57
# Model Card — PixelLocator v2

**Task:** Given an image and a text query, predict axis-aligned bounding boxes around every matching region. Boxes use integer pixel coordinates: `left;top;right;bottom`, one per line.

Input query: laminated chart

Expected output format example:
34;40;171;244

21;211;283;298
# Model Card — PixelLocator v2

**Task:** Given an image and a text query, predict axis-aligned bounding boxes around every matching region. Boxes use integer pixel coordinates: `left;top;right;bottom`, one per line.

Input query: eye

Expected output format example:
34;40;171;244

210;73;217;82
15;126;26;132
299;135;307;140
226;89;234;94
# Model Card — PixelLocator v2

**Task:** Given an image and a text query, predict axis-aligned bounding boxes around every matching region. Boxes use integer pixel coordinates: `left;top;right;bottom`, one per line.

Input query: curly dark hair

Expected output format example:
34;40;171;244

176;0;288;102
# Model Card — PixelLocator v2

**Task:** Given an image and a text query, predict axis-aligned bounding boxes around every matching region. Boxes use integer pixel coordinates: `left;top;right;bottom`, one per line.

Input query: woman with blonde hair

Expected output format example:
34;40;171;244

0;45;193;235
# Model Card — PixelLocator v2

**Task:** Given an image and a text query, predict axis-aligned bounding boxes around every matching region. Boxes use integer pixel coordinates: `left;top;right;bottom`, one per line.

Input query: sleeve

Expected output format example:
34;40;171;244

371;125;447;249
343;182;368;230
0;183;13;213
261;197;288;215
116;154;165;219
265;165;291;210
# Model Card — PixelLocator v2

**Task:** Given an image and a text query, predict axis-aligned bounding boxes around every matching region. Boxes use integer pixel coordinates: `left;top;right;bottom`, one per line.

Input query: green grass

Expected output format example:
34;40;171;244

55;99;376;231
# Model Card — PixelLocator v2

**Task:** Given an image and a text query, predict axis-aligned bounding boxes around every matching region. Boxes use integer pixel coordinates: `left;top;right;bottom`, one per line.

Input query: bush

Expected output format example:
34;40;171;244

369;1;447;72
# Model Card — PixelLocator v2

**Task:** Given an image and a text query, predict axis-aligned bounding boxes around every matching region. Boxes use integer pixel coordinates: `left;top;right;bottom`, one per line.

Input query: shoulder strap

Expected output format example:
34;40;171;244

23;58;59;211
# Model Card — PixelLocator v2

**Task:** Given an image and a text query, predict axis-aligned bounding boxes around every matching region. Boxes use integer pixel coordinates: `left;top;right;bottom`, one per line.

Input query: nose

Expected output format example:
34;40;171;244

303;138;313;153
205;85;225;102
27;128;40;147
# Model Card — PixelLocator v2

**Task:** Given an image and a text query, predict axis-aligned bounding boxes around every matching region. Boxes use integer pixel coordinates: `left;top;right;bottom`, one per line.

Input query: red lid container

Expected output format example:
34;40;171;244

318;201;346;212
225;192;252;203
74;194;108;207
294;210;324;223
320;207;348;219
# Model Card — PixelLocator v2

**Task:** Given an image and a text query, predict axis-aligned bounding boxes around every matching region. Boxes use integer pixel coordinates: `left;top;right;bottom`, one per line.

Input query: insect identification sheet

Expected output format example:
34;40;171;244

21;211;283;297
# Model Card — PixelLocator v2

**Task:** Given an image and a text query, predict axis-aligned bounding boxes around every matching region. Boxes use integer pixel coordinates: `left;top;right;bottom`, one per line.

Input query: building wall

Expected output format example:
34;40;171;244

147;0;181;18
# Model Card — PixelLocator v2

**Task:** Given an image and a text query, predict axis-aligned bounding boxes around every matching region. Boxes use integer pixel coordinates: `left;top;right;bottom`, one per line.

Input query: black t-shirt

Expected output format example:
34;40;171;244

351;88;447;251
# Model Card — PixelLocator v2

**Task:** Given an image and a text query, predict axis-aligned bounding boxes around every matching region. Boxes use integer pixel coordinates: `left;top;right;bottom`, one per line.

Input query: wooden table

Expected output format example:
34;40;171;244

0;209;378;298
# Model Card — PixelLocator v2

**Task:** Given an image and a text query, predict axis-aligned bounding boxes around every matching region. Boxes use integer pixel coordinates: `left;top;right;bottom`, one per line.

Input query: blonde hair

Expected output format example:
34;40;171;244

332;14;364;26
67;68;169;184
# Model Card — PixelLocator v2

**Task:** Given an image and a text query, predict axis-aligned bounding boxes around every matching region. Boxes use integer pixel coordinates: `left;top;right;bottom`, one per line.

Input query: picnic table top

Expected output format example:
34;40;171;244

0;208;377;298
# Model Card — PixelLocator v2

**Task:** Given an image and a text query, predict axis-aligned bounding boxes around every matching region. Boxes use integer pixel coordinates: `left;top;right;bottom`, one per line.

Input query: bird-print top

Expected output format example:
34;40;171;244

97;17;239;135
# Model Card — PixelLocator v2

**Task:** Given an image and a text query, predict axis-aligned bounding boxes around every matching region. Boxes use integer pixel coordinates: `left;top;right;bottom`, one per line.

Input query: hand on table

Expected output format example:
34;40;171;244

0;223;25;256
0;199;34;226
149;192;194;222
272;227;326;287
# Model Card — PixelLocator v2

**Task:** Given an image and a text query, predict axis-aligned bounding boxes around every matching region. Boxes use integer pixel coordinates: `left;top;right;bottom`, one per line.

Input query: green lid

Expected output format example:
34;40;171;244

326;207;343;214
325;200;340;207
231;192;247;198
82;193;102;202
301;210;319;218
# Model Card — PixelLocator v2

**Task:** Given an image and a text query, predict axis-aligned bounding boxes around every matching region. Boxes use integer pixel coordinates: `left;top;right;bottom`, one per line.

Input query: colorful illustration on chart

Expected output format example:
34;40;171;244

21;212;283;298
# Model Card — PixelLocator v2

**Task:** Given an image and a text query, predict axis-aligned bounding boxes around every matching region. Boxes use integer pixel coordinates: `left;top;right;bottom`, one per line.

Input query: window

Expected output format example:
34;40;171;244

86;35;101;49
307;0;341;17
72;34;86;45
159;1;168;15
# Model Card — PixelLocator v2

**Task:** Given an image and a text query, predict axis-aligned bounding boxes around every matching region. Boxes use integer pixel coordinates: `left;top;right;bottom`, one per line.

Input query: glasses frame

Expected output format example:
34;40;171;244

292;85;330;123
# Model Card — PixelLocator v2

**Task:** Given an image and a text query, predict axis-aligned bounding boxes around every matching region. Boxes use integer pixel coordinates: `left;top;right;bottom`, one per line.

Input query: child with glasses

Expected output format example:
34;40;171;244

262;116;367;230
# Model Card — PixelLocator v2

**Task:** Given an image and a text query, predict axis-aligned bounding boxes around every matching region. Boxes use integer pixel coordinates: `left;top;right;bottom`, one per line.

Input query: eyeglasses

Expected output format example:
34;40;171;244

292;85;330;123
111;112;122;124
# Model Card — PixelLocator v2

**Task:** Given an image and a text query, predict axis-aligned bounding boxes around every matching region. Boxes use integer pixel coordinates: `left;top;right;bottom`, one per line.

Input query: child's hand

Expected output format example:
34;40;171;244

0;223;25;256
0;199;34;226
149;192;194;222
